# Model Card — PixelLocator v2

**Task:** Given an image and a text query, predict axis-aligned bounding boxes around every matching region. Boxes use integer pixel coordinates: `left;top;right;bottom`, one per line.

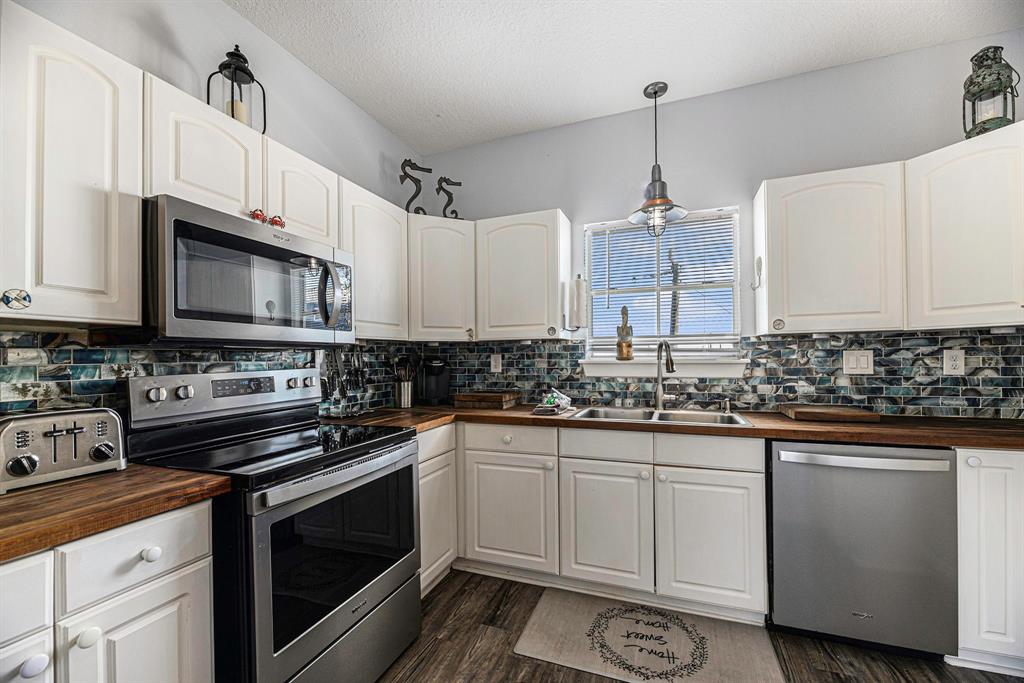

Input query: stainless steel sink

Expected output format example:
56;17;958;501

653;410;751;426
570;407;751;427
572;407;656;421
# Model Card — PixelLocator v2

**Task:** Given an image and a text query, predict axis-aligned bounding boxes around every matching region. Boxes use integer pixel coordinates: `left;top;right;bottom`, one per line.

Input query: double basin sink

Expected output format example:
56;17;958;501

570;407;752;427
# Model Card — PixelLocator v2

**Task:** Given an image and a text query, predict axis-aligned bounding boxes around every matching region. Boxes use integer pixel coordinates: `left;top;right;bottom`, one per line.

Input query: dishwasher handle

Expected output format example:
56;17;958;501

778;450;950;472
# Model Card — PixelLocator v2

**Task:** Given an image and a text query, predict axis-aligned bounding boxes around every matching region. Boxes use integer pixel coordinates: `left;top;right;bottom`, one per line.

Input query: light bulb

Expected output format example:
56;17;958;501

647;206;667;237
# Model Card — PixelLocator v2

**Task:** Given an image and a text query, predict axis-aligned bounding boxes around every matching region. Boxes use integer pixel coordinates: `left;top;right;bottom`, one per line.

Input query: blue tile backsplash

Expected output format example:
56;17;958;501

3;327;1022;419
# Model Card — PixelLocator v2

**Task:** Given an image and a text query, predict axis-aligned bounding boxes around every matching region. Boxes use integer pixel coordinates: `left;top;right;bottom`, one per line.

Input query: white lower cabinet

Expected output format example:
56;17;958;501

419;450;457;595
0;629;53;683
464;449;558;574
55;559;212;683
654;466;766;613
957;449;1024;669
559;458;653;591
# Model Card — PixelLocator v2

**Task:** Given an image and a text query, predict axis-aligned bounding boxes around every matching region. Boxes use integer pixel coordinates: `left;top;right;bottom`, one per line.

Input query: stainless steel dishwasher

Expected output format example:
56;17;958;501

770;441;957;655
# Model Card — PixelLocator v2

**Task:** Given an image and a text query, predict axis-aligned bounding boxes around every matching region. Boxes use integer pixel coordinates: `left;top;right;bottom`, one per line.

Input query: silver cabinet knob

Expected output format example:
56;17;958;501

175;385;195;400
639;471;651;480
966;455;982;468
657;474;668;482
145;387;167;403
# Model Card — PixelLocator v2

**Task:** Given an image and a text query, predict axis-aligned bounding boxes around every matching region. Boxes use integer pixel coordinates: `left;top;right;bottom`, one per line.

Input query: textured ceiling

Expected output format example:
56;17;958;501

224;0;1024;155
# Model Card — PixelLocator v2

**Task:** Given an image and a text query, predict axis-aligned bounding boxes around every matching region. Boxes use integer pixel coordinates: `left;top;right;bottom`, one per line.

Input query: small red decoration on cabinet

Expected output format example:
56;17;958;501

249;208;268;223
268;215;286;228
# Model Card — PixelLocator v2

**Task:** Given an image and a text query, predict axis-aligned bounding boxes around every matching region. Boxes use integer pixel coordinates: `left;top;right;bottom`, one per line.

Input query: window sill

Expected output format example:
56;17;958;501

579;357;750;379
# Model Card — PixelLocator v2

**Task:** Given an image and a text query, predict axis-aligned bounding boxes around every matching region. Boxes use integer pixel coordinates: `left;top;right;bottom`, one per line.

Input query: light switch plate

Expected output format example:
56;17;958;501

943;349;965;375
490;354;502;373
842;350;874;375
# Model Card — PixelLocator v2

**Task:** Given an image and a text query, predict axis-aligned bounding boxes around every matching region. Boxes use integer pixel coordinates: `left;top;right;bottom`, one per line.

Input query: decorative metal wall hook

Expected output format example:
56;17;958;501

435;176;462;219
399;159;432;214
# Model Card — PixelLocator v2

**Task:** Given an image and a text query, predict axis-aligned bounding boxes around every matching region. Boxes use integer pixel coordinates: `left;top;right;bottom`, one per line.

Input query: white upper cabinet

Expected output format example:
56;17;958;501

408;214;476;341
753;162;905;334
475;209;571;340
559;458;654;592
144;73;263;219
957;449;1024;662
0;1;141;324
263;137;338;245
906;123;1024;329
340;180;409;340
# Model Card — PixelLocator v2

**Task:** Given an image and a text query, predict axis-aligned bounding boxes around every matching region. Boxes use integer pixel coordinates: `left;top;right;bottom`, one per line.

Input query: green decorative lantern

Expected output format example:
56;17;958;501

963;46;1019;139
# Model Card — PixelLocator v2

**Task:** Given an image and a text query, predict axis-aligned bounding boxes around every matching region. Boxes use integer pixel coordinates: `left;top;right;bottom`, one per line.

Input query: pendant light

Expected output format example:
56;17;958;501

628;81;687;237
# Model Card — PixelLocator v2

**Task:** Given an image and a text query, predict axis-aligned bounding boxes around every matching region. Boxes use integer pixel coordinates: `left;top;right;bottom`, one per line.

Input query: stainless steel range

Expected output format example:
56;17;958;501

127;369;420;683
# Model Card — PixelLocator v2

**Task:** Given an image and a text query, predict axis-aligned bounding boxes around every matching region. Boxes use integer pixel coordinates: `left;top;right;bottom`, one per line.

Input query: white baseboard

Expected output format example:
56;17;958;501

452;558;766;627
946;650;1024;677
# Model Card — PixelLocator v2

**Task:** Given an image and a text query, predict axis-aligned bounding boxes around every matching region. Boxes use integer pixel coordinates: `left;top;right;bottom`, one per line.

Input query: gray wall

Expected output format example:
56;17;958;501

13;0;419;206
425;28;1024;335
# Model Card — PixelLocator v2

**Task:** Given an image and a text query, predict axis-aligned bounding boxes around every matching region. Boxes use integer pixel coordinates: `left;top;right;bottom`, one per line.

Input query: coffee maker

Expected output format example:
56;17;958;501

418;358;450;406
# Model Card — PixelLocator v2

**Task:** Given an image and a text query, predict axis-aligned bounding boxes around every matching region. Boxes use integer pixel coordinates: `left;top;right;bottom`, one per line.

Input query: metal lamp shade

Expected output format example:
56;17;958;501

628;162;688;236
963;46;1019;139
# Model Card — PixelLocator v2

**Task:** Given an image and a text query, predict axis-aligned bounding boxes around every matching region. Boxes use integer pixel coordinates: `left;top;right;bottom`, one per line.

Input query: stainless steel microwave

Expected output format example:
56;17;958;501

136;195;354;346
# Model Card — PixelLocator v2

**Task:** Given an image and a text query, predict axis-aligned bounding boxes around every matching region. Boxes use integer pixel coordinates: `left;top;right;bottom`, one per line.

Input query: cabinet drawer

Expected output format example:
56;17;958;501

464;424;557;456
55;501;211;616
654;434;765;472
559;428;653;463
0;628;53;683
0;551;52;646
417;424;456;464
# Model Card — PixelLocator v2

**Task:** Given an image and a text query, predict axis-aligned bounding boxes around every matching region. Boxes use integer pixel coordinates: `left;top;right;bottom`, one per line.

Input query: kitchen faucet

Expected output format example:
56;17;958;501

655;340;676;411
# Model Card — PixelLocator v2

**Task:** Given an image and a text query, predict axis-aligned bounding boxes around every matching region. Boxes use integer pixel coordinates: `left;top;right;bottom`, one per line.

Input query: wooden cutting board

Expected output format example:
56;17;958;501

454;391;521;410
780;405;881;423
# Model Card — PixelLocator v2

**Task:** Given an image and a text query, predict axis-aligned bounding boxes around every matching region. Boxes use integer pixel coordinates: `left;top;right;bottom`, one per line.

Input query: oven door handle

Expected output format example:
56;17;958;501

250;440;418;514
318;261;342;328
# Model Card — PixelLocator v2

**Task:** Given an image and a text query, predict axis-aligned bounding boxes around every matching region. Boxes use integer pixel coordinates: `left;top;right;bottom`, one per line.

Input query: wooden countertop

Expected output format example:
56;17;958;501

324;406;1024;450
0;465;231;563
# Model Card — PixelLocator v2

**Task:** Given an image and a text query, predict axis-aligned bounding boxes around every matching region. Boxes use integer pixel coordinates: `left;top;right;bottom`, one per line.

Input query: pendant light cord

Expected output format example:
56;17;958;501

653;93;658;165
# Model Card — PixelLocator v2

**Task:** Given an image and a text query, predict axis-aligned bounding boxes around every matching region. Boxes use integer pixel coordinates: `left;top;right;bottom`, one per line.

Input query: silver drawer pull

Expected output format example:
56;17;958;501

779;450;950;472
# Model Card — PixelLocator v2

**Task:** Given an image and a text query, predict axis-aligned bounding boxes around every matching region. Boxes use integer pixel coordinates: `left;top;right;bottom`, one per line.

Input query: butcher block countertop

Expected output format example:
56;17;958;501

324;406;1024;450
0;464;231;563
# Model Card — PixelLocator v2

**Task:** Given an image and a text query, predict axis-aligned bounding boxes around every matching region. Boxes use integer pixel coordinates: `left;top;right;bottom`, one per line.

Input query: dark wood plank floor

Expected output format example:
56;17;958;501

381;569;1021;683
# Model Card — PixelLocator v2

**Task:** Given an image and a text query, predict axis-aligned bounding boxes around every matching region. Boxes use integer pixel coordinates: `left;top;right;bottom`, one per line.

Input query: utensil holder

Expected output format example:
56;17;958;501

396;381;414;408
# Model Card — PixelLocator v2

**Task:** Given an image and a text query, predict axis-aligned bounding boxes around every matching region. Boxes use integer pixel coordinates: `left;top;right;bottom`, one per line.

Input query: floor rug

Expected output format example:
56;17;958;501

513;588;785;682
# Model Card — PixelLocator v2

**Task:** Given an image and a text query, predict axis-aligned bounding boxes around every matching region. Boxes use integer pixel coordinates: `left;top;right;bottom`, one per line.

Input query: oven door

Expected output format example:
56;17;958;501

152;195;354;345
247;441;419;683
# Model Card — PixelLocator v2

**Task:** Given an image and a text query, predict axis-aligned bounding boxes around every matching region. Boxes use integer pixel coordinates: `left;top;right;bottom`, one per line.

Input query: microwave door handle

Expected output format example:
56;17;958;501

318;262;342;328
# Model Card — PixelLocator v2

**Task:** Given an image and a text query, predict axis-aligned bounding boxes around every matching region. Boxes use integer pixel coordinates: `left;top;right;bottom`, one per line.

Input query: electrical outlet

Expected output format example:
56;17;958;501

490;354;502;373
943;349;966;375
842;350;874;375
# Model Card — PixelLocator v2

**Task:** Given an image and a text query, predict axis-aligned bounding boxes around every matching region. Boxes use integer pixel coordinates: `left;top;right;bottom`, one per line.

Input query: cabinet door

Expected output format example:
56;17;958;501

0;629;53;683
559;458;654;591
419;450;457;595
56;559;212;683
145;73;262;219
464;450;558;574
958;449;1024;658
0;2;141;324
475;209;570;340
906;123;1024;329
263;138;338;245
408;214;476;341
756;163;904;333
340;180;409;339
655;467;766;612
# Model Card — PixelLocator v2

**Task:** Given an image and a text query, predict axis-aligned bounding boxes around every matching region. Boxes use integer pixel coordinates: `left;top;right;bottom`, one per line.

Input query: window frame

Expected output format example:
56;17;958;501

584;207;741;359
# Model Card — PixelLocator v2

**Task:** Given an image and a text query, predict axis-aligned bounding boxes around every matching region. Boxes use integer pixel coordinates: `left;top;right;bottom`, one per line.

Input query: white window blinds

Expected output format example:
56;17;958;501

587;209;740;358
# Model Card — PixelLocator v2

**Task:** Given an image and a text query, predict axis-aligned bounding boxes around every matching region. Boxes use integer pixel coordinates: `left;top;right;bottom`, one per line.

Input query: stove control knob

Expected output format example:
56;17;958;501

287;377;299;389
145;387;167;403
6;454;39;477
175;385;195;400
89;441;116;462
303;376;316;388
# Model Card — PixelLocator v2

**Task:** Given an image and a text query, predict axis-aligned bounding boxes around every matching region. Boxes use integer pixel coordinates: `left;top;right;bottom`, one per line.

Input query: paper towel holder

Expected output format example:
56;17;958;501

563;274;589;332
